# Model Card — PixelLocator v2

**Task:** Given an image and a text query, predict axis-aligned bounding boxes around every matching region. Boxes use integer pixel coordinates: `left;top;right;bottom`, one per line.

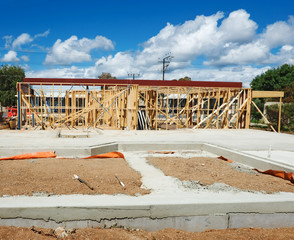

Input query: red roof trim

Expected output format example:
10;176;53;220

23;78;242;88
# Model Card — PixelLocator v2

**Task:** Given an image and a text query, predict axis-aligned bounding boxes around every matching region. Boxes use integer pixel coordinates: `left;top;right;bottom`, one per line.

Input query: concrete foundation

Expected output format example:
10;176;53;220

0;129;294;231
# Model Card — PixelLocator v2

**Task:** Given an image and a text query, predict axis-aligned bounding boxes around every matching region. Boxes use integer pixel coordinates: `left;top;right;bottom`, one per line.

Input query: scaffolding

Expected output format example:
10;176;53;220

17;80;254;131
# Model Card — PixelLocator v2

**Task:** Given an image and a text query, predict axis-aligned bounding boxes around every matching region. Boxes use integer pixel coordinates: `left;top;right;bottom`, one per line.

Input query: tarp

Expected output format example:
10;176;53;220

0;151;125;160
217;156;234;163
254;169;294;183
0;151;56;161
83;151;125;159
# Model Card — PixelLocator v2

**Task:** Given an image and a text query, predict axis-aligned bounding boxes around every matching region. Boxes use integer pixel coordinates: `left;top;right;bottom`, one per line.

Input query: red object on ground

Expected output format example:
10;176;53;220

218;156;234;163
254;169;294;183
83;151;125;159
0;151;56;161
7;106;17;117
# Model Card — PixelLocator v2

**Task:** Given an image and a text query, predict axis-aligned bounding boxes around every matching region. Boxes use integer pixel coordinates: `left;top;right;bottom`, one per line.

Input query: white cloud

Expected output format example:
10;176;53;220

5;30;50;49
26;64;269;88
21;55;29;62
19;10;294;87
44;35;114;65
1;50;20;62
26;66;87;78
12;33;33;49
262;16;294;48
219;9;257;43
140;12;224;62
94;52;134;76
3;35;13;48
205;41;271;66
34;30;50;39
91;9;262;72
270;44;294;65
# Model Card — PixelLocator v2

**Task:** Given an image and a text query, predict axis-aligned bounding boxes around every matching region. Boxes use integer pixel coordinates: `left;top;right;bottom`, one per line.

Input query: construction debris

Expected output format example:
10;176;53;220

115;175;126;189
54;227;69;238
148;151;175;154
73;174;94;190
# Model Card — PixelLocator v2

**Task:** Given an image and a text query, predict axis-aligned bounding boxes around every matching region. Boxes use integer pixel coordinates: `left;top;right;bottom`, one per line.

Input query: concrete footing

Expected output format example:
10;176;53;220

1;130;294;231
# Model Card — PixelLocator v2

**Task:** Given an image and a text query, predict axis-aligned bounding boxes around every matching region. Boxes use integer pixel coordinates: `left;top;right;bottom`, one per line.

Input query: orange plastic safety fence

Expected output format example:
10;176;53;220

0;151;125;160
83;151;125;159
218;156;234;163
254;169;294;184
0;151;56;161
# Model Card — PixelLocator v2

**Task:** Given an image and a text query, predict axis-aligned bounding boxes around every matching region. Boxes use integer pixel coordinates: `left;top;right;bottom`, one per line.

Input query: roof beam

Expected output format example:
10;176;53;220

23;78;242;88
252;91;284;98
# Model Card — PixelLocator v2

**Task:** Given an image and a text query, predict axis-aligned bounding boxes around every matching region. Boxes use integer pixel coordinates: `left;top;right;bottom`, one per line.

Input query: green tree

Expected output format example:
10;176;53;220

283;82;294;103
178;76;191;81
250;64;294;93
0;65;25;106
98;72;116;79
266;103;294;132
250;64;294;131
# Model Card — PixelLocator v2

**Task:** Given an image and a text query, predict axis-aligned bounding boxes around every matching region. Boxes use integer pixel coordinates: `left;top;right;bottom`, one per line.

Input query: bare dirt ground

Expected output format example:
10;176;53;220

2;226;294;239
148;157;294;193
0;158;149;196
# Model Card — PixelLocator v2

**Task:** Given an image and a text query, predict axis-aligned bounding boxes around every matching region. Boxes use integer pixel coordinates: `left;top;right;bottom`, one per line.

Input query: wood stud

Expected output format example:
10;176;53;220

16;82;283;132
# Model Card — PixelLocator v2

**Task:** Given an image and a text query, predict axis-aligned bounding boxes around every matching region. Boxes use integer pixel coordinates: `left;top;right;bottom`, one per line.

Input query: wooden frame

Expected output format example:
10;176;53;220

16;82;283;132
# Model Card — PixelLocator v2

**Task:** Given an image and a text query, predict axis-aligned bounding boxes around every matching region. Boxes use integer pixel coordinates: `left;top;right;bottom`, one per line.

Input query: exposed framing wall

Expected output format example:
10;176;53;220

17;82;255;131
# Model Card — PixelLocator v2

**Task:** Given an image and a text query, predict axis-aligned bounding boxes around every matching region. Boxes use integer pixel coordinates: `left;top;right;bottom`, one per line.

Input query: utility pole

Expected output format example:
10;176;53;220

159;53;173;81
128;73;141;80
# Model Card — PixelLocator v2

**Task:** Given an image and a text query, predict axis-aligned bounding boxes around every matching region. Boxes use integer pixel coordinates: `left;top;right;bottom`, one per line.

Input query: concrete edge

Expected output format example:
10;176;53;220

117;141;203;151
1;200;294;222
203;143;294;172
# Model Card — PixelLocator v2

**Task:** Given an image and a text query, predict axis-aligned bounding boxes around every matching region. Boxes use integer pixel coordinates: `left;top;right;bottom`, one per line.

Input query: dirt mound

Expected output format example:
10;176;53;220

0;158;149;196
148;157;294;193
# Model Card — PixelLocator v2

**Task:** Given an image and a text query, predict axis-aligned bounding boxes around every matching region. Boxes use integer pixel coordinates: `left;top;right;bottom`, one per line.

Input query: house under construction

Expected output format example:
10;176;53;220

17;78;284;132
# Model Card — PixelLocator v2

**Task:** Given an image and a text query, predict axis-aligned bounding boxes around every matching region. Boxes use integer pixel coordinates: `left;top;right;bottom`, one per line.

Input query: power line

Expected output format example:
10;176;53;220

159;53;174;81
128;73;141;80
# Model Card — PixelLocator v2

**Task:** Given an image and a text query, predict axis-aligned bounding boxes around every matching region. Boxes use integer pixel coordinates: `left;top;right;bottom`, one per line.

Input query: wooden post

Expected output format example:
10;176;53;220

166;87;169;130
278;97;282;133
85;90;89;127
235;89;241;129
196;88;201;128
17;83;22;130
52;84;54;126
206;90;210;127
216;89;220;129
71;91;76;127
155;89;158;130
245;89;252;129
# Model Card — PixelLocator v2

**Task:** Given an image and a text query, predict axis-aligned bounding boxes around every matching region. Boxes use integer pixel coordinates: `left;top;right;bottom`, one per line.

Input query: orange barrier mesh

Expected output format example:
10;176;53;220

83;151;125;159
0;151;56;161
254;169;294;184
0;151;125;160
218;156;234;163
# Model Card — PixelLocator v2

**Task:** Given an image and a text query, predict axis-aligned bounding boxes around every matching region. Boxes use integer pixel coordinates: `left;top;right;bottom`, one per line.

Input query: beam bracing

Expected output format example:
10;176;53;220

16;82;282;132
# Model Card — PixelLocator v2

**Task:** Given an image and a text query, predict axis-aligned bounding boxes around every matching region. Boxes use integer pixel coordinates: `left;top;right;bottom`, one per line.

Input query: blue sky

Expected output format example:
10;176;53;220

1;0;294;86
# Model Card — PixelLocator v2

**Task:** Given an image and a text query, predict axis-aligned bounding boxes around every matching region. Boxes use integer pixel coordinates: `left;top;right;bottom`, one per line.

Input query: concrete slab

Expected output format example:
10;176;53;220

0;129;294;231
244;150;294;166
